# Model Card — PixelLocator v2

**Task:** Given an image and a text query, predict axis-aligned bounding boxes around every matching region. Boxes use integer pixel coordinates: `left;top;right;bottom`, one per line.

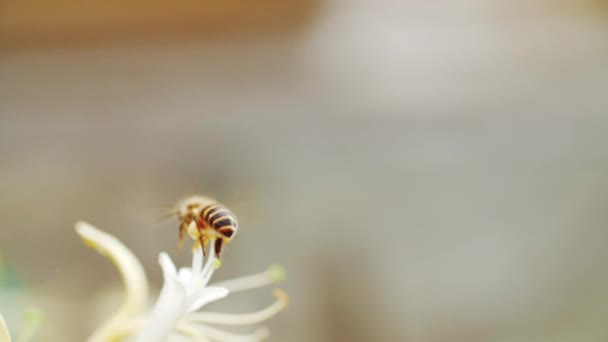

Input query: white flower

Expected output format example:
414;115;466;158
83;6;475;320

76;221;287;342
137;244;227;342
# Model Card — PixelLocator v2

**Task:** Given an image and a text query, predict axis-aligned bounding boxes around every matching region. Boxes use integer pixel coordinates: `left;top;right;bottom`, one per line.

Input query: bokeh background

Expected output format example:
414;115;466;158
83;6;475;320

2;0;608;341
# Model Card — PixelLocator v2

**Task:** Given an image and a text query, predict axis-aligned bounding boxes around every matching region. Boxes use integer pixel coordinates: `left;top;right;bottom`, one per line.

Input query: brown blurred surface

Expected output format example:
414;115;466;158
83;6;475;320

0;0;318;47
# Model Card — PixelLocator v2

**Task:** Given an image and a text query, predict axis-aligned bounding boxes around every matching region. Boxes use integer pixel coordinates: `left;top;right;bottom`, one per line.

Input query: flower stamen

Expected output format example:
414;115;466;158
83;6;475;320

200;240;217;287
174;322;211;342
210;265;286;293
193;324;270;342
187;289;288;326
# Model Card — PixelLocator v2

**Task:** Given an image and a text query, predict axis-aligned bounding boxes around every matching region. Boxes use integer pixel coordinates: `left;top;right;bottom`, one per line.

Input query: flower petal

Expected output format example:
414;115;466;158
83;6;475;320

159;252;178;281
178;267;193;284
75;221;149;342
137;267;188;342
0;312;11;342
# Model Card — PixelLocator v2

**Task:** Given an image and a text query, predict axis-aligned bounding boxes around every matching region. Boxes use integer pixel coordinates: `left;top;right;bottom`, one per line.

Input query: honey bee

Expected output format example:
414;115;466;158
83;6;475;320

170;195;238;259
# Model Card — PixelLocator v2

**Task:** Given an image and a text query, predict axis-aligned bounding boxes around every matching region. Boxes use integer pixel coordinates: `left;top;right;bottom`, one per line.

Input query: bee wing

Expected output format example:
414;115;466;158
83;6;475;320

157;195;202;221
156;205;179;222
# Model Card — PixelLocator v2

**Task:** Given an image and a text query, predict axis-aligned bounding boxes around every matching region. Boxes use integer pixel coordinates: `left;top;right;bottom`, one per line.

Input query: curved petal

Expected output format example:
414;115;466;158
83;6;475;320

159;253;178;281
75;221;149;342
0;312;11;342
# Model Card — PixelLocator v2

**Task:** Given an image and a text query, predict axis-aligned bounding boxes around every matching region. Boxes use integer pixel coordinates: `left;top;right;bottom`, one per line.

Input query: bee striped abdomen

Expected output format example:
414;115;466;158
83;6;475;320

202;204;222;222
200;204;238;240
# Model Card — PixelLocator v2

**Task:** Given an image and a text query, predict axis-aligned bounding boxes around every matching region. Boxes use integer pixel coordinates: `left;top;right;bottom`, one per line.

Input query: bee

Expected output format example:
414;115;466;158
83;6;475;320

170;195;238;259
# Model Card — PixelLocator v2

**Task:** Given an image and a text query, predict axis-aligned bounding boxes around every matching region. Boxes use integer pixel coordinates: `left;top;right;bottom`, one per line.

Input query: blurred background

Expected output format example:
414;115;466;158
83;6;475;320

1;0;608;341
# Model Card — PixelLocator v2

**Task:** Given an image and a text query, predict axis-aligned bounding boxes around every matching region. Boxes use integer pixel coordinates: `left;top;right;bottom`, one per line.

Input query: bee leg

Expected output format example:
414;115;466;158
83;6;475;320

178;222;186;250
200;235;208;257
214;239;224;260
